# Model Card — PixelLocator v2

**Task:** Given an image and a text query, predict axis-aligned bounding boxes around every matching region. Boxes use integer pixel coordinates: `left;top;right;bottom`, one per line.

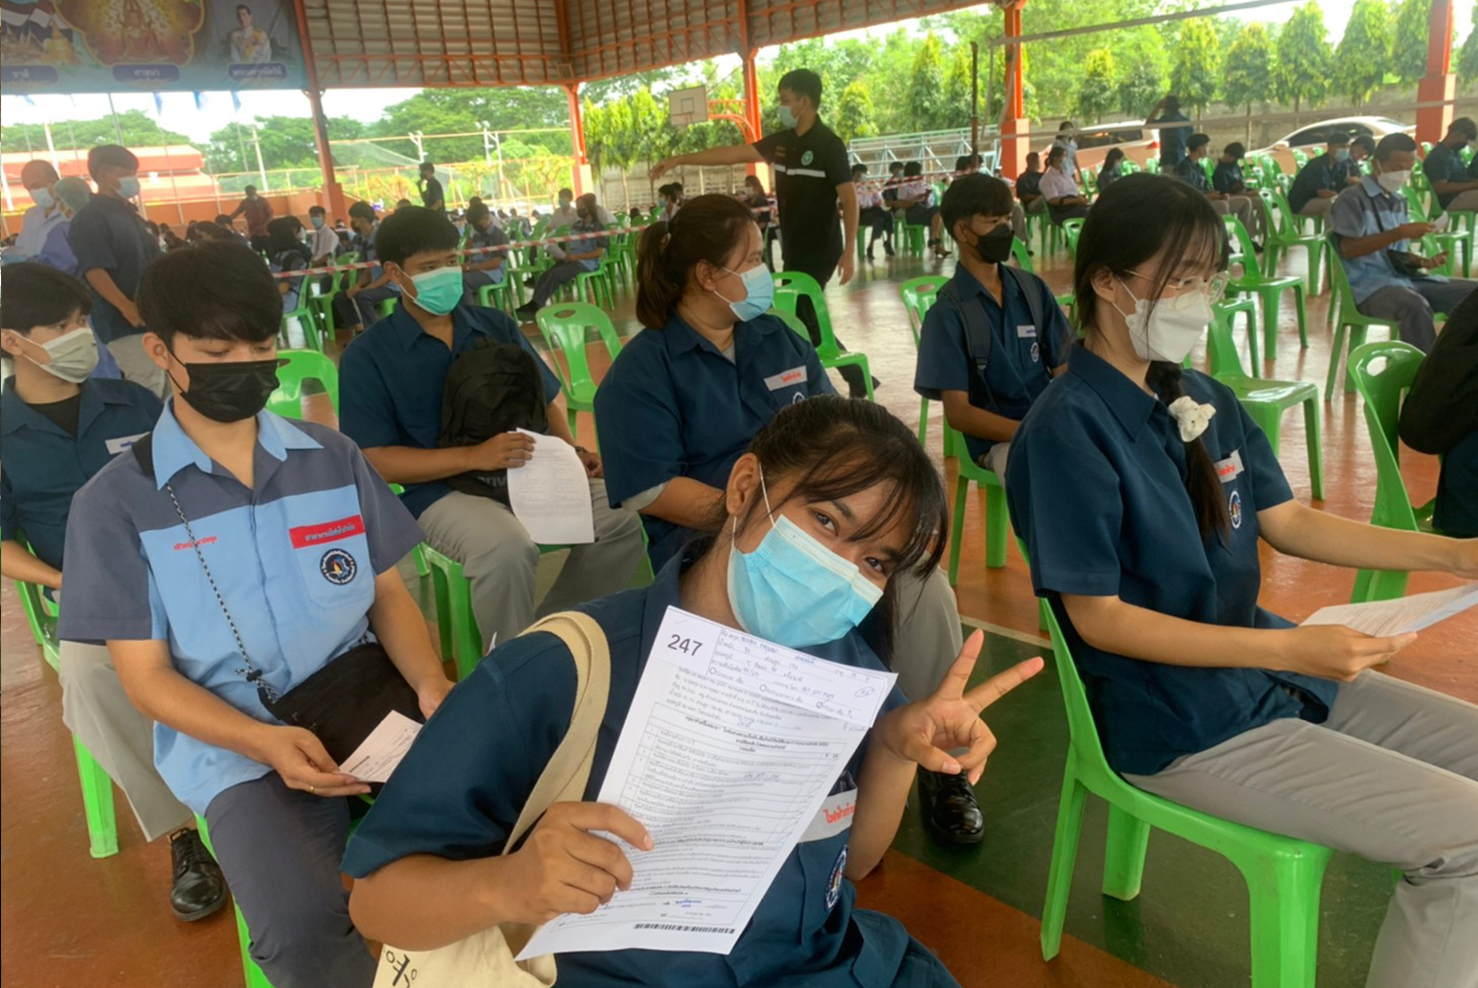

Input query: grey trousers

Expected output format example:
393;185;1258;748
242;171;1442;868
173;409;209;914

1299;197;1335;221
1441;189;1478;213
1210;196;1261;240
105;334;167;398
1127;672;1478;988
205;776;375;988
891;567;965;704
531;261;588;307
58;640;191;841
1011;203;1028;242
1359;277;1478;352
417;482;646;653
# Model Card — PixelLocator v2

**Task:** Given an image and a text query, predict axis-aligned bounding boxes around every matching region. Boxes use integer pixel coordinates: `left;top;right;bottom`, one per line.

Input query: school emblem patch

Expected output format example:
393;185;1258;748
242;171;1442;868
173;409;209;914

802;149;815;167
825;845;848;911
1228;489;1243;530
320;548;357;585
1030;341;1040;363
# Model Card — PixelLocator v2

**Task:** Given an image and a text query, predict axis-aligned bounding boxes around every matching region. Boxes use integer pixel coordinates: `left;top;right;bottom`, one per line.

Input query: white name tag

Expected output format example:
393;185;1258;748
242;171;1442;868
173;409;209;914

106;433;148;456
800;788;858;842
765;365;807;391
1017;324;1037;339
1214;450;1245;484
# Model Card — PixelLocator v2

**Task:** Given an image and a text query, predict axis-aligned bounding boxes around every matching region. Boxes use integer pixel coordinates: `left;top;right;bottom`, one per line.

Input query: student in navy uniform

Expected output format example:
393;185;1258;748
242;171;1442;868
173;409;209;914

335;201;402;335
56;241;454;988
0;263;225;922
914;175;1069;480
650;68;873;397
1174;135;1258;242
418;160;446;214
594;194;980;844
339;206;645;655
345;396;1044;987
1420;117;1478;215
1015;150;1047;220
1006;174;1478;988
1145;94;1193;169
1287;131;1354;221
1211;142;1265;240
266;216;308;318
1399;289;1478;537
514;196;607;321
460;199;510;300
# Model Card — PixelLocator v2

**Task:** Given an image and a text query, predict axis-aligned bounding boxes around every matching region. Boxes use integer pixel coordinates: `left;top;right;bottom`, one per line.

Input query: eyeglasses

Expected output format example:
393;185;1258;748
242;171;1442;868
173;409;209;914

1124;269;1230;300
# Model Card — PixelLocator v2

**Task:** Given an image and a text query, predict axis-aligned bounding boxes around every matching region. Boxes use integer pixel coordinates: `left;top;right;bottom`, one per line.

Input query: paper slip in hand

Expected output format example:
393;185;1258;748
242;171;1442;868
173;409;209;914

1302;582;1478;638
339;711;422;784
506;428;595;544
518;606;895;960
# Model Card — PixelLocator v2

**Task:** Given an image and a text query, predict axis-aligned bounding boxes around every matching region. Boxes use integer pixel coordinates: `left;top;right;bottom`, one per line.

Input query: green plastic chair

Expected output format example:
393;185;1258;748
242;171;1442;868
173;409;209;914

10;568;119;859
279;288;322;352
1037;604;1336;988
897;275;952;453
1009;235;1034;273
534;301;625;441
310;251;358;345
421;544;485;681
1224;215;1308;364
895;214;927;257
1060;217;1086;257
945;427;1007;581
1257;189;1326;295
195;815;278;988
771;270;875;401
570;256;615;309
1346;342;1434;602
1206;307;1324;500
1212;296;1261;376
1400;184;1473;277
476;279;516;314
1324;245;1401;402
266;349;339;419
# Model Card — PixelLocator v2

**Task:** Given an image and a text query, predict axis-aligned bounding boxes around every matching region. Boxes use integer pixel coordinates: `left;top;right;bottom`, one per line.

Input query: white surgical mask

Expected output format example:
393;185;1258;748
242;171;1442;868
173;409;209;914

1112;279;1211;364
15;325;99;383
1376;169;1410;194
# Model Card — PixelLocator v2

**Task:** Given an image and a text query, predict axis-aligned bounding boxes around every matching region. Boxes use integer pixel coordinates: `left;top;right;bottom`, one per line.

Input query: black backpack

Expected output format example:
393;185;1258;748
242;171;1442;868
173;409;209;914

438;338;549;504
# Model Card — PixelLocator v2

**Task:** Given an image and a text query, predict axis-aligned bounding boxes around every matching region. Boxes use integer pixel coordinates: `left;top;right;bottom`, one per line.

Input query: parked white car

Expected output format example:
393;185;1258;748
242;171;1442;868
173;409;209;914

1254;115;1414;173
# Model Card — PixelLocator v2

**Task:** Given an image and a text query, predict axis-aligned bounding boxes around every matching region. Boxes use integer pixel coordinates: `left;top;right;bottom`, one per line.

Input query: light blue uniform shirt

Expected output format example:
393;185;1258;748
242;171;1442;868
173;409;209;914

1330;175;1448;303
58;402;424;813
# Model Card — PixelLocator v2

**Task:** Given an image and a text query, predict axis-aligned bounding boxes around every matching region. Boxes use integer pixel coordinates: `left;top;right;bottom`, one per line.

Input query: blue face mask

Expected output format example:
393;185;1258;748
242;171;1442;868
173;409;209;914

726;472;885;648
30;187;55;211
310;216;325;229
1333;148;1351;162
777;104;798;129
406;265;464;316
118;175;141;199
714;263;774;322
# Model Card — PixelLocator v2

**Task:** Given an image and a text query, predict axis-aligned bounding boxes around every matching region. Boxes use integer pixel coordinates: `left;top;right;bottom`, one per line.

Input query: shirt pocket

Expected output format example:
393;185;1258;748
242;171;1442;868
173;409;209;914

287;514;376;610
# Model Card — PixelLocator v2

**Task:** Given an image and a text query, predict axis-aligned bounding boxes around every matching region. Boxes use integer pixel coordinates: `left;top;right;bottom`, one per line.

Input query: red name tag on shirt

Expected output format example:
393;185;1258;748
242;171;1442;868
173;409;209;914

289;515;365;549
1214;450;1245;484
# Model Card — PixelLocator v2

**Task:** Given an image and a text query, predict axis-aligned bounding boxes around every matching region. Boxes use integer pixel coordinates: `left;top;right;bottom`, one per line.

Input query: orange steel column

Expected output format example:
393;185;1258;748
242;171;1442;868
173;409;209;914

999;1;1029;179
291;0;346;218
742;52;763;177
566;82;589;196
1416;0;1456;147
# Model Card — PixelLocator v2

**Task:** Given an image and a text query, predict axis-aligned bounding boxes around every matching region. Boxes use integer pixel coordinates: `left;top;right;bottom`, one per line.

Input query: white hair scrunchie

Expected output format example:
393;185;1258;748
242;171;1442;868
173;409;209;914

1167;395;1216;442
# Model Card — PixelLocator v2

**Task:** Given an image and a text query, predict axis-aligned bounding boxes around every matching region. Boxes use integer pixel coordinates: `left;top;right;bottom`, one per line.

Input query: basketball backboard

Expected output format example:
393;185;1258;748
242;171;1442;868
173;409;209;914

668;86;709;128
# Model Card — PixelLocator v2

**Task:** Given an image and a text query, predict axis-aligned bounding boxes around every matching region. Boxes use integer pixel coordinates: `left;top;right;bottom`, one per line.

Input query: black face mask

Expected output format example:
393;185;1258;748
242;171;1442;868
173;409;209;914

170;354;280;423
974;223;1014;264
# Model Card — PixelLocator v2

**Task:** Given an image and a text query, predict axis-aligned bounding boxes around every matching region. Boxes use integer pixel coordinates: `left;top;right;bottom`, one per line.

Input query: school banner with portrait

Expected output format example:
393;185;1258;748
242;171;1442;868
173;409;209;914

0;0;307;93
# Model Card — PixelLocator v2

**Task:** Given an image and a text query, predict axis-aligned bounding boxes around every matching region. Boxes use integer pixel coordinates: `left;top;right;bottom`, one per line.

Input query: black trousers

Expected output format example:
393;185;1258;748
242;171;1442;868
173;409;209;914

783;253;869;396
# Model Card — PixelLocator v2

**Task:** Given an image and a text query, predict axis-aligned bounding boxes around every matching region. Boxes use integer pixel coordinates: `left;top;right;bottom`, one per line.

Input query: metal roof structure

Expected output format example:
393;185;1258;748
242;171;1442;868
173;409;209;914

299;0;984;88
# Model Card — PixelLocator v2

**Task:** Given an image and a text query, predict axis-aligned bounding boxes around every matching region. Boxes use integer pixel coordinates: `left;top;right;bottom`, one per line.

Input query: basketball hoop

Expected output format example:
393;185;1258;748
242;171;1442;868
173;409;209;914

668;86;709;128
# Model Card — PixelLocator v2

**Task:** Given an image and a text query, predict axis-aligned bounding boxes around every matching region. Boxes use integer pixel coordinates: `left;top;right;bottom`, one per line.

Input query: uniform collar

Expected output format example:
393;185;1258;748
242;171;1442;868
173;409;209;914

388;301;487;352
149;399;322;489
1360;174;1395;203
951;262;1018;308
0;378;121;438
660;311;776;357
1067;346;1158;438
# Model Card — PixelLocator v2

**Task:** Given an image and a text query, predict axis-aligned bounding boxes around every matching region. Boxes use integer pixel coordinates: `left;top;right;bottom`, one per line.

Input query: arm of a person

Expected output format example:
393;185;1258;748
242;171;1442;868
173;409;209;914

84;268;135;310
229;202;246;219
1339;226;1409;259
941;390;1020;444
367;568;449;698
351;853;527;949
362;445;476;485
642;477;727;530
838;182;858;252
0;540;62;589
1062;594;1298;672
1256;499;1475;573
846;737;917;879
661;145;765;170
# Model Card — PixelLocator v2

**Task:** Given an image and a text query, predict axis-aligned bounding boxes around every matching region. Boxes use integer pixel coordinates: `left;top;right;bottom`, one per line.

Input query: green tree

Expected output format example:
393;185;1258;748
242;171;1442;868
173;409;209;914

1222;22;1275;140
1276;2;1333;113
906;33;949;131
204;115;363;174
1334;0;1393;106
834;80;879;143
1076;48;1119;124
1169;19;1222;117
1460;20;1478;88
1392;0;1433;84
2;110;189;155
1117;60;1164;118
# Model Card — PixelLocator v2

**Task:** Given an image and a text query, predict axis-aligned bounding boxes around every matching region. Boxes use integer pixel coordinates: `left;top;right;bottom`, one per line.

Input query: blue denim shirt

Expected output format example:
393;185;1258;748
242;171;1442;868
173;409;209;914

1330;176;1446;303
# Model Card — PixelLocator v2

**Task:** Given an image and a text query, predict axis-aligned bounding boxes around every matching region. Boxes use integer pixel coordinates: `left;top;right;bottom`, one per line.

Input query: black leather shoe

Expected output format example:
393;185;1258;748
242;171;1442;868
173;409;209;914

515;303;538;321
917;769;984;845
169;828;227;922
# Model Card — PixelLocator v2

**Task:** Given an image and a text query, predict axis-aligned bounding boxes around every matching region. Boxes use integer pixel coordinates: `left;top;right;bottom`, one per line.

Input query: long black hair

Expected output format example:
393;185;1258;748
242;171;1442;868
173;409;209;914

1073;173;1231;538
695;396;949;663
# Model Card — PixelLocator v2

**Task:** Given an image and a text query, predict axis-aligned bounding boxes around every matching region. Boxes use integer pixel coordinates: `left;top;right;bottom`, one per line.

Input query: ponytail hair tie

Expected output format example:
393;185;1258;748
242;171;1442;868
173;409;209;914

1167;395;1216;442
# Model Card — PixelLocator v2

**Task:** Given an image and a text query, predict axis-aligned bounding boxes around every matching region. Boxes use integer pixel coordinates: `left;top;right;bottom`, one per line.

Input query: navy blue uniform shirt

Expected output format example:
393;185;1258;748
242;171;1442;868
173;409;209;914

0;377;162;569
339;300;562;518
594;313;833;567
1287;152;1346;213
1212;160;1245;194
913;263;1069;463
66;195;161;344
1422;142;1467;209
342;550;952;988
1005;347;1338;776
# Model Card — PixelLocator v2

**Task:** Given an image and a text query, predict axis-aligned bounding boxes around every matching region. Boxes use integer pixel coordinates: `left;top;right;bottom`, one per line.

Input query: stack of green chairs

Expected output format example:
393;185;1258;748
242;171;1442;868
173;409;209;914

534;301;625;441
770;270;875;400
1346;341;1435;602
1224;215;1308;365
1206;307;1324;500
1325;245;1401;401
1257;189;1327;294
897;275;953;454
266;349;339;419
1036;603;1338;988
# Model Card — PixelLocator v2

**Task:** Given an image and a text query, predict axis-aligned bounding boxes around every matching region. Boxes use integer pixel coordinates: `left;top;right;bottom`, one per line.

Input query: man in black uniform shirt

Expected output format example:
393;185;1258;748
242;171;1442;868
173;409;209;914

651;69;875;396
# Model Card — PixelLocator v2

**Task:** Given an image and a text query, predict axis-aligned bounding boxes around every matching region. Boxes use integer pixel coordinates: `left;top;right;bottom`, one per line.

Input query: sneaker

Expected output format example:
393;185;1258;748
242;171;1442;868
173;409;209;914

169;829;227;922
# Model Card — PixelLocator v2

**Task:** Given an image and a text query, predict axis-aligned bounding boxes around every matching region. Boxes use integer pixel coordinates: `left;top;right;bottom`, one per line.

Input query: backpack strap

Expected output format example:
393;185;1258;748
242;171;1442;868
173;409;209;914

504;611;613;851
130;432;156;481
1001;264;1047;352
939;279;993;387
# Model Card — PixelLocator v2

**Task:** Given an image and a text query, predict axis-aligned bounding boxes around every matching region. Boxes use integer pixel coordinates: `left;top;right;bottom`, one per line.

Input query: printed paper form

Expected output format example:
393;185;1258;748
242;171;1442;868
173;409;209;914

518;606;895;958
505;428;595;545
339;711;422;784
1302;583;1478;638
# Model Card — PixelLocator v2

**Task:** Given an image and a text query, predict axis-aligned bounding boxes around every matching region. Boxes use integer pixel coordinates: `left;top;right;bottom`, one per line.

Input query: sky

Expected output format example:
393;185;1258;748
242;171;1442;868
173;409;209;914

1;0;1472;145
